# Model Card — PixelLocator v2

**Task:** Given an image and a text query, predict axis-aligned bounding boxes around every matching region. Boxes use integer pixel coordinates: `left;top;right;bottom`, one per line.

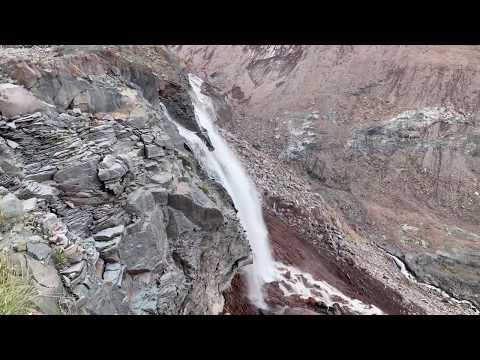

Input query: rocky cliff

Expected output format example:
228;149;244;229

171;45;480;312
0;45;251;315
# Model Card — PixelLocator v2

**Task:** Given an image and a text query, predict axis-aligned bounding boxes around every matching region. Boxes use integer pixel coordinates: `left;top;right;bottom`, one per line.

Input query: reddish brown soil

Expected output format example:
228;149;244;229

223;209;423;315
223;273;259;315
175;45;480;308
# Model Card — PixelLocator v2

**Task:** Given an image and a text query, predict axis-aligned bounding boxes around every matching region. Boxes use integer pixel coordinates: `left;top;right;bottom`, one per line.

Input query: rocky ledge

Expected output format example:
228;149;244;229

0;45;251;315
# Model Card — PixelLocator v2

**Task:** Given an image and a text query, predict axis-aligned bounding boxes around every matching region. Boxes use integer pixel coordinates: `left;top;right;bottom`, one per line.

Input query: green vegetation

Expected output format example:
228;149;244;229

199;182;209;195
51;248;67;269
0;254;37;315
0;210;24;233
58;295;78;315
0;210;6;232
178;153;193;169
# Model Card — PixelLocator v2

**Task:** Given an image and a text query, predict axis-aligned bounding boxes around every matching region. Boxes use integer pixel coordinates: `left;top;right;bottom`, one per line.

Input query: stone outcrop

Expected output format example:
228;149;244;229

0;45;250;315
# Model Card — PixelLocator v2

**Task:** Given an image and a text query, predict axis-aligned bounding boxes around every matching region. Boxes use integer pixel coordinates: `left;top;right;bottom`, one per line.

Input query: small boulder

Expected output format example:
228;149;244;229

26;242;52;261
98;155;128;181
93;225;125;242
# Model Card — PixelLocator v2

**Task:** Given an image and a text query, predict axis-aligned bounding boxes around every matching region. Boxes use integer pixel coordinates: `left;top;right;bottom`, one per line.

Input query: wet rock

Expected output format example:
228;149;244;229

405;251;480;308
159;79;199;133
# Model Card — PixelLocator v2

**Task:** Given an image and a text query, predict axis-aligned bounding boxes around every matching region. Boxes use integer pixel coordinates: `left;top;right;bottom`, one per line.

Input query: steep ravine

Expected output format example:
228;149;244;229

1;45;478;315
171;45;480;314
179;74;391;315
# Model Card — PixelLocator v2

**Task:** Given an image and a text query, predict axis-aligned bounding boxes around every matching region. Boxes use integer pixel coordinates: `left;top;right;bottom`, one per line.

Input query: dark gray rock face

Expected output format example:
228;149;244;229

0;46;251;315
26;242;51;261
168;193;224;231
404;251;480;307
120;189;168;272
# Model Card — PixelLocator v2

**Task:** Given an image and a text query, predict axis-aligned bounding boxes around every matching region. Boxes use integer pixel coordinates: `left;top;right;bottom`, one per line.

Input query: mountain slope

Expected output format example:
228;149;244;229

171;45;480;310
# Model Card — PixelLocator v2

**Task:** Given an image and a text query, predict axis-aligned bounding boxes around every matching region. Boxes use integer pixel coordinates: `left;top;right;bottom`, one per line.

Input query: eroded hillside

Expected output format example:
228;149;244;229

172;45;480;310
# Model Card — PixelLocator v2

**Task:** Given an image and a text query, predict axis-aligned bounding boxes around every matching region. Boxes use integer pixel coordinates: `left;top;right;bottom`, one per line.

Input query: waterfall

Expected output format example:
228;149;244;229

162;74;385;315
163;74;276;309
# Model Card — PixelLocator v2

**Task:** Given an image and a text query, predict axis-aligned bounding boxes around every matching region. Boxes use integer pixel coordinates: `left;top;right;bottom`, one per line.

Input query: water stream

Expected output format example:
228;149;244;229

163;74;385;314
163;74;276;308
385;252;479;314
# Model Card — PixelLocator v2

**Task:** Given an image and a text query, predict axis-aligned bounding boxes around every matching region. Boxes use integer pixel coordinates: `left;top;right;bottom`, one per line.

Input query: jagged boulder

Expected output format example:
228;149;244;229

121;188;168;272
167;181;224;231
54;160;101;190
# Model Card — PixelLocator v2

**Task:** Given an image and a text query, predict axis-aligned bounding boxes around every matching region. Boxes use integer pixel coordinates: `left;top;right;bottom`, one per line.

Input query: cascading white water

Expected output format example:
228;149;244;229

163;74;385;314
163;74;276;308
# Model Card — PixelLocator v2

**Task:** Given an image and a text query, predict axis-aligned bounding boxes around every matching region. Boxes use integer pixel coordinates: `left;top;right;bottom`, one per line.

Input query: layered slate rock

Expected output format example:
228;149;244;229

0;46;251;315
